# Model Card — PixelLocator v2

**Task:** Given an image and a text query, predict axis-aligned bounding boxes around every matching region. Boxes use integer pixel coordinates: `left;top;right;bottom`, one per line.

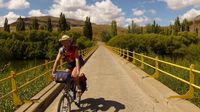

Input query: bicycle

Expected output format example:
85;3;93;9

53;71;82;112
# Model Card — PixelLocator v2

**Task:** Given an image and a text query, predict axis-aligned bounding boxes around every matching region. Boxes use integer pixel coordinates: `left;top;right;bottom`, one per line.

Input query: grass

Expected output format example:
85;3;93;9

0;61;54;112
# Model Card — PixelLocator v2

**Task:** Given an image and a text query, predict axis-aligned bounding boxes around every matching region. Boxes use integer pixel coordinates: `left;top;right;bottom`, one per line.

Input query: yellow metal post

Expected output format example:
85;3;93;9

80;50;82;57
169;64;194;99
123;49;125;58
60;58;64;70
119;48;122;56
45;60;52;81
78;50;80;56
126;49;129;60
153;56;159;79
140;53;144;69
132;51;135;64
11;71;23;107
121;49;124;57
83;50;85;56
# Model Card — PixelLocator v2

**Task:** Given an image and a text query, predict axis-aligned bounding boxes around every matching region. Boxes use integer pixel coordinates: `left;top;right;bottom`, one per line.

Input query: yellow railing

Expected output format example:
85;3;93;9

106;45;200;99
0;45;97;108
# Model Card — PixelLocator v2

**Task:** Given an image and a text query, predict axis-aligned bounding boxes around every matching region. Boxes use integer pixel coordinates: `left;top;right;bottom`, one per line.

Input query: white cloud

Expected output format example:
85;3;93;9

132;8;145;16
180;8;200;21
126;16;150;26
28;10;46;17
0;12;22;27
0;0;4;8
149;9;156;14
170;20;174;24
160;0;200;10
7;0;30;9
154;17;162;22
48;0;87;16
48;0;125;26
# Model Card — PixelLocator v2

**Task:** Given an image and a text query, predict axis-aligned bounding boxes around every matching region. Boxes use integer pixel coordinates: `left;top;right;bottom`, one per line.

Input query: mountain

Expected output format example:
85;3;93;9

1;16;126;40
9;16;86;28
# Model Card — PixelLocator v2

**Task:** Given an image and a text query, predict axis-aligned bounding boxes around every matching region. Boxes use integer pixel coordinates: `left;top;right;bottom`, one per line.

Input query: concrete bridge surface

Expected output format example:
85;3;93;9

45;44;200;112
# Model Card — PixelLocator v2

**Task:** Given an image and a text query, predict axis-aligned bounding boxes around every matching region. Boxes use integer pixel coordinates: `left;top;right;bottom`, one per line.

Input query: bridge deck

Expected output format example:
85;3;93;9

45;44;200;112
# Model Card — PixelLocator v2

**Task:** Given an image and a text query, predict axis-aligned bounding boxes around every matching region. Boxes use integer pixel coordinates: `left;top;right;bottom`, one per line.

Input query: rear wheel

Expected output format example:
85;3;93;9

57;95;71;112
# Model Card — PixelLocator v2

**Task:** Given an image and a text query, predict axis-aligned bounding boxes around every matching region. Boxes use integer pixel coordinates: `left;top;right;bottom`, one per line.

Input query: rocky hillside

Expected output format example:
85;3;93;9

190;15;200;34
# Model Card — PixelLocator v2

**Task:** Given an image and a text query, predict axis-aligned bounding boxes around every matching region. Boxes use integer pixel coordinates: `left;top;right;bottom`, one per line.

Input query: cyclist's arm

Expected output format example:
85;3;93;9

75;48;80;75
52;50;61;74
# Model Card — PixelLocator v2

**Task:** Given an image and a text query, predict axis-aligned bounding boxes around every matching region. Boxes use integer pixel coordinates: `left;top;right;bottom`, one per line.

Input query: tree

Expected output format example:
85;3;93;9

169;24;173;35
152;20;156;33
16;16;25;31
131;20;137;33
111;20;117;36
83;17;93;40
145;24;152;33
128;25;131;33
4;18;10;32
140;27;143;34
101;30;112;42
47;17;53;32
59;13;70;31
181;18;189;32
174;17;181;35
32;17;39;30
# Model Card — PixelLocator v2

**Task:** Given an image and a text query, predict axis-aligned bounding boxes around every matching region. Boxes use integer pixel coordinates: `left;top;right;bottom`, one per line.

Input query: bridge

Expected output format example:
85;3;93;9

1;43;200;112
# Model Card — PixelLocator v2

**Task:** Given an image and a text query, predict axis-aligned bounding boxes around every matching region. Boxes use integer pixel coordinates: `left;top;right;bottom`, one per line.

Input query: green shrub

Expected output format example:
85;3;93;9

101;30;112;42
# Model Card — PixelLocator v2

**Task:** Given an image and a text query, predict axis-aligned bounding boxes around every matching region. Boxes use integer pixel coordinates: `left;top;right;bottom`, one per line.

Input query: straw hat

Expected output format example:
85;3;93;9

59;35;72;42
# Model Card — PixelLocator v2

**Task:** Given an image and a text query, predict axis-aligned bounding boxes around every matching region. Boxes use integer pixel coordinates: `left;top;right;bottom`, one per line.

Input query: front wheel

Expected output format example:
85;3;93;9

57;95;71;112
75;92;82;108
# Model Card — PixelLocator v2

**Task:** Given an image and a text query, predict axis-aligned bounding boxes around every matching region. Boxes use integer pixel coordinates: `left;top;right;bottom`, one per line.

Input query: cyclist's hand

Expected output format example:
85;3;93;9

52;70;56;75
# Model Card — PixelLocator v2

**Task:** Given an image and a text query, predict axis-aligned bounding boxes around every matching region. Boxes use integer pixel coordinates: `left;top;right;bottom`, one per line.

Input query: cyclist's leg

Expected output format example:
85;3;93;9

71;67;81;92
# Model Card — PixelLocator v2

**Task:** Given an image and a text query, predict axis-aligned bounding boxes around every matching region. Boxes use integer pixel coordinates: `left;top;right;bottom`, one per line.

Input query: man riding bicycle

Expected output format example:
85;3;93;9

52;34;82;93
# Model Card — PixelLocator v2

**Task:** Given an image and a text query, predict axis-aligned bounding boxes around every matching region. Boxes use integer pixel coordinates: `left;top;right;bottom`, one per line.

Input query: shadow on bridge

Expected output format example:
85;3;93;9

71;97;125;112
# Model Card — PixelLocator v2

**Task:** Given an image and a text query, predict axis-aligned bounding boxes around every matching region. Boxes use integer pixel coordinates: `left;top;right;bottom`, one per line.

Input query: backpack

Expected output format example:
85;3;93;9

79;73;87;93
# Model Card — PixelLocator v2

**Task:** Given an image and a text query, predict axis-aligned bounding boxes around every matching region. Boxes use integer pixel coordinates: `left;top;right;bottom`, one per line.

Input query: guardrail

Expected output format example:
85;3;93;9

106;45;200;99
0;45;97;110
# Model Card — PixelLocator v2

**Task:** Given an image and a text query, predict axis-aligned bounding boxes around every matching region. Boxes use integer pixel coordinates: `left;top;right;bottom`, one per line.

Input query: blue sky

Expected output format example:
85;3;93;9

1;0;200;27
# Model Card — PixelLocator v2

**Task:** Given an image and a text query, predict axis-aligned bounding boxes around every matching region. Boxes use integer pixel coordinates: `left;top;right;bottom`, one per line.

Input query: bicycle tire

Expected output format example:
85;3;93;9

75;92;82;108
57;94;71;112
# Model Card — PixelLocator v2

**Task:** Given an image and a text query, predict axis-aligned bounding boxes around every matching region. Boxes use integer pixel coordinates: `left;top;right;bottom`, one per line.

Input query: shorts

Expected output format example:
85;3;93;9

66;56;85;70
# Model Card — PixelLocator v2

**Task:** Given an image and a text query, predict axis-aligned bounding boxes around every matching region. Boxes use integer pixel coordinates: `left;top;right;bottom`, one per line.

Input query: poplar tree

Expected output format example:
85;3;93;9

4;18;10;32
32;17;39;30
131;20;137;33
128;25;131;33
16;16;25;31
181;18;189;32
174;17;181;35
83;16;93;40
47;17;53;32
59;13;70;31
111;20;117;36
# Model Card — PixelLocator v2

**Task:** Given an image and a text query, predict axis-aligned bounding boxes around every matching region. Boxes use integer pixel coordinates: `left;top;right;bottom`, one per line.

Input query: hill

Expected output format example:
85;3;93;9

0;16;126;40
190;15;200;35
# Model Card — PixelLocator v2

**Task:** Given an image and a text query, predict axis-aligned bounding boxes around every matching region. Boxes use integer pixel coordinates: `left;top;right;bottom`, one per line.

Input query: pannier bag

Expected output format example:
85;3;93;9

52;71;71;83
79;73;87;93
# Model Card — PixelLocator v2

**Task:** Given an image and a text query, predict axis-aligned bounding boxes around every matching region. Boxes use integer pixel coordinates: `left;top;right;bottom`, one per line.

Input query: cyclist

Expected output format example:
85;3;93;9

52;35;81;93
